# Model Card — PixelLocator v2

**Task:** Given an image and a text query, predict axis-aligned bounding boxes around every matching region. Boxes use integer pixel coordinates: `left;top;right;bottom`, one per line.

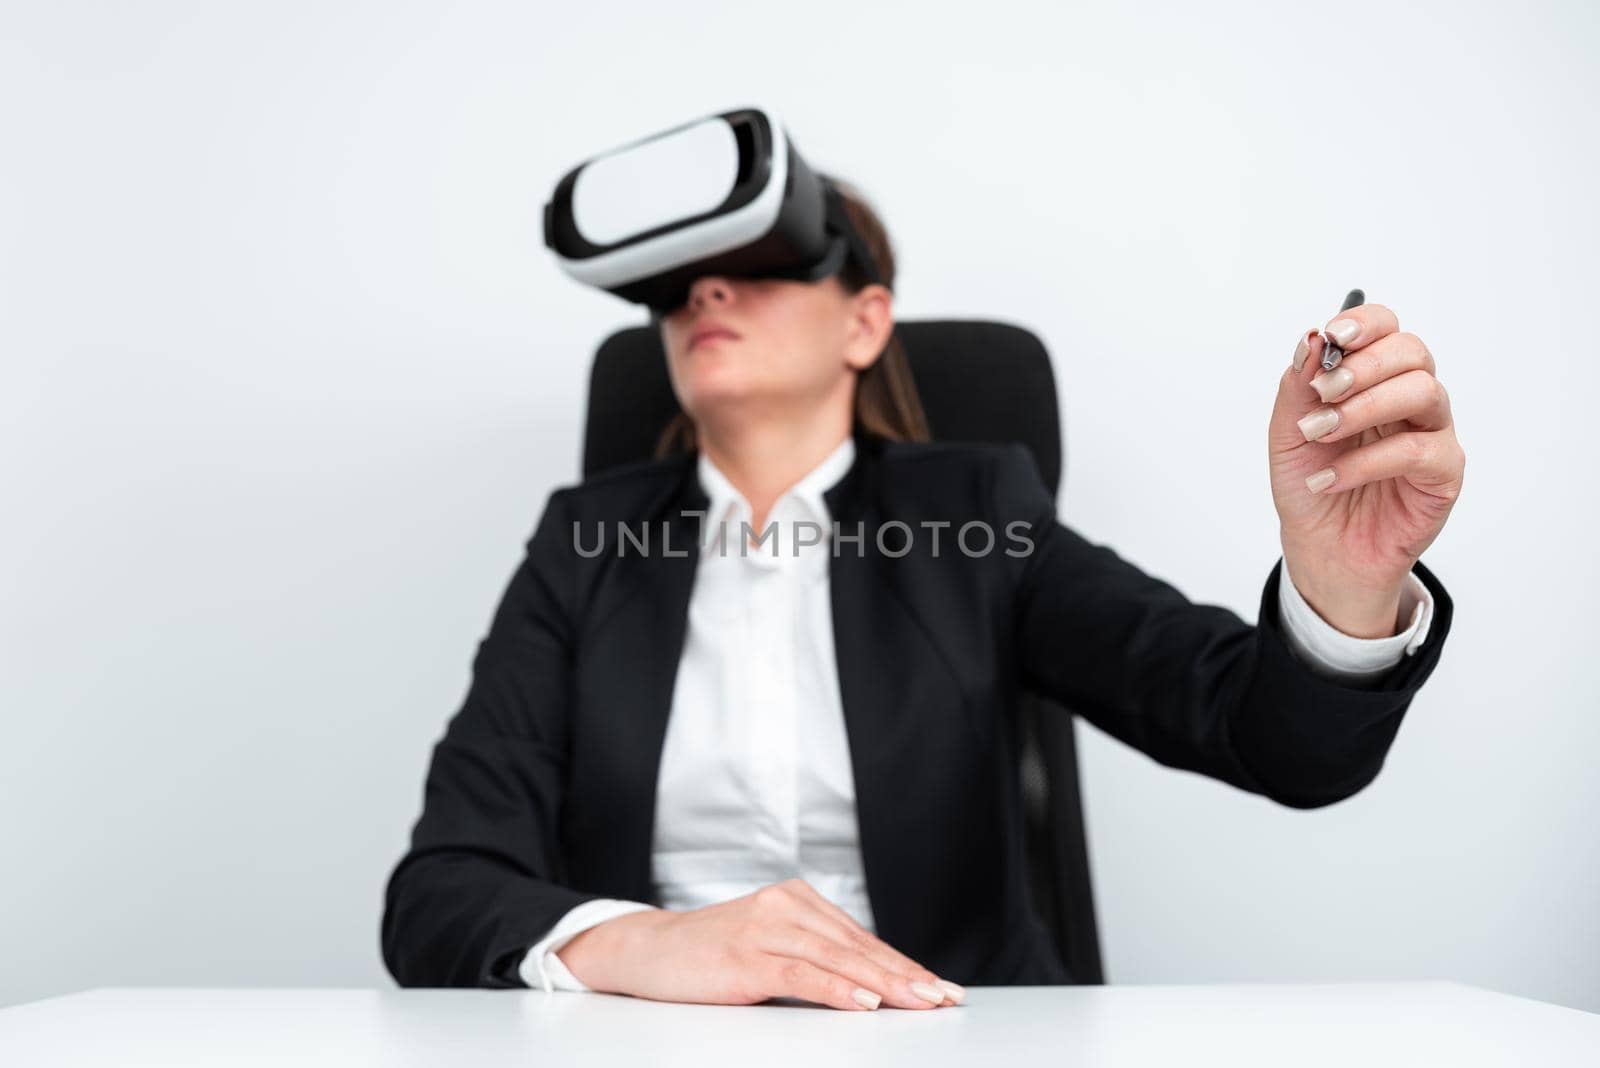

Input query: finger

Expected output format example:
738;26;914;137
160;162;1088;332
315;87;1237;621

763;926;949;1010
1319;301;1400;359
1308;331;1437;405
753;881;935;996
1278;326;1435;452
1276;329;1332;452
780;880;960;1001
1291;326;1326;374
759;953;885;1012
781;910;952;1008
782;880;929;974
1303;428;1466;496
1296;368;1451;445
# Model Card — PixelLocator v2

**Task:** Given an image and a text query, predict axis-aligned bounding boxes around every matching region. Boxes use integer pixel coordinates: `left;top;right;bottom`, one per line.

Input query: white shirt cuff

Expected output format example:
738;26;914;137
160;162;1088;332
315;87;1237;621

1277;558;1434;684
517;898;658;992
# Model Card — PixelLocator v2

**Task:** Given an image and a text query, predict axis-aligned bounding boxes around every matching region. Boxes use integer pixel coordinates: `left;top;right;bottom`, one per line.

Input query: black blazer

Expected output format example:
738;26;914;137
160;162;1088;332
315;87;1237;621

381;428;1454;989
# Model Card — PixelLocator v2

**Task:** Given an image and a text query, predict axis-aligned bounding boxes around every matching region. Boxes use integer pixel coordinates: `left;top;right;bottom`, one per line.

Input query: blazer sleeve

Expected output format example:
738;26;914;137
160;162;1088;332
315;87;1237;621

381;487;610;987
993;443;1454;808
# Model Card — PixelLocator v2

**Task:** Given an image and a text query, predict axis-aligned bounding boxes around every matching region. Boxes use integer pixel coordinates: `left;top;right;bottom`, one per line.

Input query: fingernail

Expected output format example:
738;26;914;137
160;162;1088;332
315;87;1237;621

1297;407;1340;441
935;979;967;1003
1306;467;1336;493
1325;318;1359;347
911;981;946;1004
852;987;882;1010
1292;332;1311;372
1310;367;1354;403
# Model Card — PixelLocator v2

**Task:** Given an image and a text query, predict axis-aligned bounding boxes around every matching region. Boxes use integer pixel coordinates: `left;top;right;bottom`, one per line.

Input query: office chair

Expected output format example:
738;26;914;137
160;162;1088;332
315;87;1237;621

579;319;1106;985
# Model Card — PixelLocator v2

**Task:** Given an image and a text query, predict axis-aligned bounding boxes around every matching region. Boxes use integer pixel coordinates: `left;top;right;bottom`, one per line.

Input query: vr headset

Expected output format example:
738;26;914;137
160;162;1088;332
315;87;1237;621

542;106;884;317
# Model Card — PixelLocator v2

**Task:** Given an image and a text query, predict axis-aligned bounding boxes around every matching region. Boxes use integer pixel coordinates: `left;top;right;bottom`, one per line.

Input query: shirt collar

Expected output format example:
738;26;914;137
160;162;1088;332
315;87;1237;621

695;434;856;556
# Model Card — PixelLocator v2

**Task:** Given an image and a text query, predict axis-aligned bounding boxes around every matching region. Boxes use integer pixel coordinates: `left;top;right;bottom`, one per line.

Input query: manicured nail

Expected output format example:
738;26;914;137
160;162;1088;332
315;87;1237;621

852;987;882;1010
1292;332;1311;372
935;979;967;1003
1310;367;1354;403
1297;407;1340;441
911;981;947;1004
1306;467;1336;493
1325;318;1359;347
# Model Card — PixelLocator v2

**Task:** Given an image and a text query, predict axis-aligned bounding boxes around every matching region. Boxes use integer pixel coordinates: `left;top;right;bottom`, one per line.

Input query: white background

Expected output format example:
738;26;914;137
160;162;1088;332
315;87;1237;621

3;0;1596;1014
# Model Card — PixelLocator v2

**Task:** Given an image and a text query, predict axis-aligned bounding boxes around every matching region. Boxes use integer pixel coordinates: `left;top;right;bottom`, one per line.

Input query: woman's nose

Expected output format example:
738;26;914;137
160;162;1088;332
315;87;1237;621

687;275;732;311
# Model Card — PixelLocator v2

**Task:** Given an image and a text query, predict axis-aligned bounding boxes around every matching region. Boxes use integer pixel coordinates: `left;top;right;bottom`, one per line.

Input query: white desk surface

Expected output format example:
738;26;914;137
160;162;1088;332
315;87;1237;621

0;983;1595;1066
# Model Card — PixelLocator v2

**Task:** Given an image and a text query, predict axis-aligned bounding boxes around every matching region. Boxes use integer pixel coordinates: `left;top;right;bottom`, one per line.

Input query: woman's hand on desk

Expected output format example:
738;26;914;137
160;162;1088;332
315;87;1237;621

554;878;965;1011
1270;304;1466;638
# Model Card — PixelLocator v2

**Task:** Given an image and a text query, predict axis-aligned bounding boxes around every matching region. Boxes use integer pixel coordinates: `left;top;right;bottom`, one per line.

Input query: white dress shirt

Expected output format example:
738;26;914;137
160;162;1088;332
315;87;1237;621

519;436;1435;991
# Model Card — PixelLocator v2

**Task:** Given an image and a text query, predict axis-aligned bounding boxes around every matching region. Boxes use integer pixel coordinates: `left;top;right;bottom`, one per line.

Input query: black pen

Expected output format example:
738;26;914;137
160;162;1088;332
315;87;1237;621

1320;288;1366;371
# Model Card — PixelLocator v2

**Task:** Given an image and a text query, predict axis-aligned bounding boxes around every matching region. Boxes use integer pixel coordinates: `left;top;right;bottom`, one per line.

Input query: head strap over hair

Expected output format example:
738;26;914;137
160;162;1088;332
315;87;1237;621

821;179;887;291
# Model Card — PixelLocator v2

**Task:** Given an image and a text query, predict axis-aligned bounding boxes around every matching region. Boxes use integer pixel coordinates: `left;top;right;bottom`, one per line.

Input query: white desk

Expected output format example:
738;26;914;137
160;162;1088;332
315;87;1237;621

0;983;1594;1066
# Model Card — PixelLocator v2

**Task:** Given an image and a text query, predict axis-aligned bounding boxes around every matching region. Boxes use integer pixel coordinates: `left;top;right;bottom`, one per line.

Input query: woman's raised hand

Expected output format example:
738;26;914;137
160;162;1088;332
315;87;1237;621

1269;303;1466;638
554;878;966;1011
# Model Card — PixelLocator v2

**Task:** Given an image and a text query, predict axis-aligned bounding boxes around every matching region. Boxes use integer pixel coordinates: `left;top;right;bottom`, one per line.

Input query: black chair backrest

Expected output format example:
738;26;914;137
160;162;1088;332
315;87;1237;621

580;318;1105;984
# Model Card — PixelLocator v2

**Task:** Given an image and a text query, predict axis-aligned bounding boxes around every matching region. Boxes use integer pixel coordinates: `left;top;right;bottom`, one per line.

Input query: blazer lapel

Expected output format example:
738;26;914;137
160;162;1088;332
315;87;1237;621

629;458;708;898
822;432;924;951
644;468;707;784
569;452;704;901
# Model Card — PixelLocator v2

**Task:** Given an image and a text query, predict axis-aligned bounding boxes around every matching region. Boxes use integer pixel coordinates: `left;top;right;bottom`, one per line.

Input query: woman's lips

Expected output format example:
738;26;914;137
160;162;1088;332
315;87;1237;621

689;330;739;350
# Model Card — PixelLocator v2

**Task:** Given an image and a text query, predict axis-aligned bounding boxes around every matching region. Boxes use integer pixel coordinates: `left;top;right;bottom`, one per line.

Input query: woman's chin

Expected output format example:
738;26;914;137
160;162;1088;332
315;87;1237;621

680;371;762;412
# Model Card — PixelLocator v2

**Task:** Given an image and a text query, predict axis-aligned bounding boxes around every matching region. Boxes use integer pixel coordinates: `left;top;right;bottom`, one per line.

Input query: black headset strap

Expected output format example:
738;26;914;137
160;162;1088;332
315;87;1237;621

821;180;886;289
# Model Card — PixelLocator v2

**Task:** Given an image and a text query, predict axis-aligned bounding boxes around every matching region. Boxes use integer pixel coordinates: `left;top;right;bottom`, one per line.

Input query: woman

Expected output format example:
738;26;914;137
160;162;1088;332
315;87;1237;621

381;178;1464;1011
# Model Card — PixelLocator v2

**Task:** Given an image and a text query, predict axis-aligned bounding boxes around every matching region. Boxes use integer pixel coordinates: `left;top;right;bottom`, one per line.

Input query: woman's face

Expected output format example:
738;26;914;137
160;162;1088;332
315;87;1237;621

657;273;891;427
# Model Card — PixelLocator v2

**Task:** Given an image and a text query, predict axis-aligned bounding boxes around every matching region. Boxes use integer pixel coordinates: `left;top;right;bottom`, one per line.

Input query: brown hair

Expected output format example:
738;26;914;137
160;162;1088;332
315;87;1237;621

652;175;931;458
